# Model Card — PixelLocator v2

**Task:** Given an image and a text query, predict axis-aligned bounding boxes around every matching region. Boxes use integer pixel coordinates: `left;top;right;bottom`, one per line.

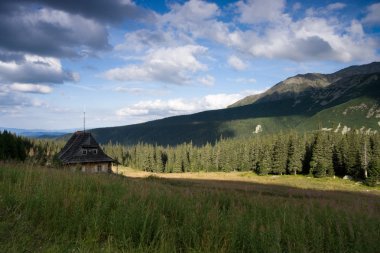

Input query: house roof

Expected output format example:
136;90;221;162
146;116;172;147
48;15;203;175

58;131;115;164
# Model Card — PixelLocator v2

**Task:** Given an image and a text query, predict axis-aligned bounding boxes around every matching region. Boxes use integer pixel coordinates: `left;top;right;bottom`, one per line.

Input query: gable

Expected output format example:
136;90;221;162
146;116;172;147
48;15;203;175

58;131;114;164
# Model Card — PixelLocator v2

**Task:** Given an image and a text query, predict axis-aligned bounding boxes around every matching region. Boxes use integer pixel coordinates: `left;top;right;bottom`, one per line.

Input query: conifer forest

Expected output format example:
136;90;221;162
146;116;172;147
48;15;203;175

102;131;380;185
1;130;379;186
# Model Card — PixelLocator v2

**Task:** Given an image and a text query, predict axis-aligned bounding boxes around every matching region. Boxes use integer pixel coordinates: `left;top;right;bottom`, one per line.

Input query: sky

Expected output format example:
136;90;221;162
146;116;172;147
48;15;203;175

0;0;379;130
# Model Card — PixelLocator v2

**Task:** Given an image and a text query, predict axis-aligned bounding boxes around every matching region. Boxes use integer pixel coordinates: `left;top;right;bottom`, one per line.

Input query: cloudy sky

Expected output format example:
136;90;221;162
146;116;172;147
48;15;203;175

0;0;379;130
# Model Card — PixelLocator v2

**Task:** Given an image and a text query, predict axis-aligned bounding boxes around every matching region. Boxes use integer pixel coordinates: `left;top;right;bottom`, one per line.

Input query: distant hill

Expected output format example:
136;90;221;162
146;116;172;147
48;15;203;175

0;127;72;138
89;62;380;146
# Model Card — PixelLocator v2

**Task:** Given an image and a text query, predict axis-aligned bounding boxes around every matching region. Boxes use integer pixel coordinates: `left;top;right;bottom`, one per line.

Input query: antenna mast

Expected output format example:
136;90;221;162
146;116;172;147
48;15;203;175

83;108;86;133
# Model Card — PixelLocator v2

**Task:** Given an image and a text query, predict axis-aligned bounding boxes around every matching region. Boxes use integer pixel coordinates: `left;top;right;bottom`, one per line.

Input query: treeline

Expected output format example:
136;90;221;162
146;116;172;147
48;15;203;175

0;131;32;161
0;131;65;165
103;132;380;185
28;139;66;166
2;130;379;185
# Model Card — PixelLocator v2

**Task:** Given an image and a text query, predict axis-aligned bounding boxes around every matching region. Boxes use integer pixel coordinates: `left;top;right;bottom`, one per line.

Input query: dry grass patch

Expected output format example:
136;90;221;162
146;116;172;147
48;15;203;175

114;166;380;195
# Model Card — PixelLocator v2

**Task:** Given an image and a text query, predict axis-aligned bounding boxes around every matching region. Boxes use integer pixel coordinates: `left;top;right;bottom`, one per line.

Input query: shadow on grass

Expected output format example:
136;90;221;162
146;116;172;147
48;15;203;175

122;174;380;211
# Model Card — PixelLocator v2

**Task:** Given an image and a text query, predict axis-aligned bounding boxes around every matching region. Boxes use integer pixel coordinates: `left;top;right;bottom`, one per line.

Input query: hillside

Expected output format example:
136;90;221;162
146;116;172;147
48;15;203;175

90;62;380;146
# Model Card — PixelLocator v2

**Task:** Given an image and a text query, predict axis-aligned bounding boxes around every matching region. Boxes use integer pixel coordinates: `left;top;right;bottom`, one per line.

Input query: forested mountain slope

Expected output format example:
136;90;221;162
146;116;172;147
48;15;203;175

90;62;380;146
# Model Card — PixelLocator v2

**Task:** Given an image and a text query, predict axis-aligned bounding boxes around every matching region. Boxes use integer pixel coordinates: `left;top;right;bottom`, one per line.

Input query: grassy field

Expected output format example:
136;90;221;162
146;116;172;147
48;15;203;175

1;164;380;252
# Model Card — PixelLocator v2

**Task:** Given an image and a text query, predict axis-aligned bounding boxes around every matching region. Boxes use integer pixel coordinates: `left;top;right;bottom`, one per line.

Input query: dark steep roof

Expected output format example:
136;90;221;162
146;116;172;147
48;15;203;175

58;131;115;164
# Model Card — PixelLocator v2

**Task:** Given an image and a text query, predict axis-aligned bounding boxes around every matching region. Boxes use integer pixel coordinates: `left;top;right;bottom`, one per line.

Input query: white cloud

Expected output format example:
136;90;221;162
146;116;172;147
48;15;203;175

202;93;243;109
198;75;215;86
236;0;285;24
154;0;378;63
0;54;78;84
363;3;380;25
228;55;247;70
163;0;219;24
326;3;346;11
109;0;379;90
159;0;231;45
10;83;53;94
104;45;208;85
231;15;377;62
115;29;180;52
116;93;246;118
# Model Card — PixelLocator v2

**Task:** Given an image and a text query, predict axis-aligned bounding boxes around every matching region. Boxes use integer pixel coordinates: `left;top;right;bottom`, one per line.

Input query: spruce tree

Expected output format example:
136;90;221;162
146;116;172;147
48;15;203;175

271;137;287;175
256;145;271;175
310;132;333;178
287;136;303;175
367;136;380;186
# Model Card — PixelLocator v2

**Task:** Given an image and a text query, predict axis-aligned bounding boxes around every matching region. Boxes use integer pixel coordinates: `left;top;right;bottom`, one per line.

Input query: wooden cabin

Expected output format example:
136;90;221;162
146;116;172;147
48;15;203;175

58;131;115;173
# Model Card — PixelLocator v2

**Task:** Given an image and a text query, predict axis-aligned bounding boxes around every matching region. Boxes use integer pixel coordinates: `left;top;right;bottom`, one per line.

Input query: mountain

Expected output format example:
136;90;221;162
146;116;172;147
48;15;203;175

229;62;380;107
1;127;73;138
89;62;380;146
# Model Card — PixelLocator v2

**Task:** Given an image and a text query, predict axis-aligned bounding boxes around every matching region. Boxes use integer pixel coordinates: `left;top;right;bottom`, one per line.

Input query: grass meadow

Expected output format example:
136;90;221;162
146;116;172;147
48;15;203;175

1;163;380;252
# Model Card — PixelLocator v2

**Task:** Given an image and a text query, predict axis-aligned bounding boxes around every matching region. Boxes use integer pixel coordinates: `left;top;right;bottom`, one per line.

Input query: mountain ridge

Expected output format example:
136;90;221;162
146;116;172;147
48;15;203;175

229;62;380;108
87;62;380;146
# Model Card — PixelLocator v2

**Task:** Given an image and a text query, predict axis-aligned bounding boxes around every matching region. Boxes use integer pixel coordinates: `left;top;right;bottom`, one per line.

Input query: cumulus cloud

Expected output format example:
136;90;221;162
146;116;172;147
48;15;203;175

231;15;377;62
115;29;178;52
236;0;285;24
228;55;247;70
362;3;380;25
27;0;153;24
0;0;156;58
152;0;377;63
0;7;110;58
116;89;268;122
104;45;208;85
9;83;53;94
163;0;219;24
0;54;78;84
114;0;378;75
160;0;232;45
116;93;244;118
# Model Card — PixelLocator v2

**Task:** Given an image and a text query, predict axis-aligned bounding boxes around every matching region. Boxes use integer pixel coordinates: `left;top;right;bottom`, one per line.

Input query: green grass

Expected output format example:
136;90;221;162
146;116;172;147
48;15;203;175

1;164;380;252
237;172;380;193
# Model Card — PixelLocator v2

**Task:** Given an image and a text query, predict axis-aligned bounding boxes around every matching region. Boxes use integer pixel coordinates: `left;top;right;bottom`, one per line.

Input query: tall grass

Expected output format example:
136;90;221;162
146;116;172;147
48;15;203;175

0;164;379;252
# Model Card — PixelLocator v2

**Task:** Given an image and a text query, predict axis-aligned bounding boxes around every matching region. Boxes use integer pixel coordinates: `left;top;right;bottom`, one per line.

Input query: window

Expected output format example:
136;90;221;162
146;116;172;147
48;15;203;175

92;149;98;154
82;149;87;155
97;165;101;172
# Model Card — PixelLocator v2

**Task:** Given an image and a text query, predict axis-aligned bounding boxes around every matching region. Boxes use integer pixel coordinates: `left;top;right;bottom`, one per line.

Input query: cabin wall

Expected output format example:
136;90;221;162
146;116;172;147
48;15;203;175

66;162;111;173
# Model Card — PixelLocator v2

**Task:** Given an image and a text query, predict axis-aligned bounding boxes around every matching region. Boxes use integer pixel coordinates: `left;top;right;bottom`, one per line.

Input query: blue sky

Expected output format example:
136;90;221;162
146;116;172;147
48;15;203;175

0;0;379;130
